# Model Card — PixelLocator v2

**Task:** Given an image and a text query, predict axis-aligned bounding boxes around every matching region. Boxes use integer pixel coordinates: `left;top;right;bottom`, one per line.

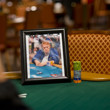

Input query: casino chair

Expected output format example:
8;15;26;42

73;3;94;29
39;3;57;28
0;13;20;71
0;13;11;71
68;30;110;81
24;7;41;29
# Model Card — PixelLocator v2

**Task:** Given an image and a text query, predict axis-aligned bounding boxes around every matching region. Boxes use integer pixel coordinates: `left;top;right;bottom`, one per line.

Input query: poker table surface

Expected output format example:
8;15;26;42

30;64;62;78
11;79;110;110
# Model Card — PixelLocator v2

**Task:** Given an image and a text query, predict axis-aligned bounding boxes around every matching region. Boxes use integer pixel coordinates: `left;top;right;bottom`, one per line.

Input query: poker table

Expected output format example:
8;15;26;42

11;79;110;110
30;64;62;78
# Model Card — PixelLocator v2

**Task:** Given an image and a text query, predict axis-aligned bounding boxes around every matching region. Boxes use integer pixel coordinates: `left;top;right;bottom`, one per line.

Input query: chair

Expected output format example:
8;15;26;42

93;0;110;28
16;0;37;17
7;2;17;15
16;5;27;17
39;3;57;28
0;13;11;71
94;0;107;16
73;3;94;29
24;9;41;29
68;30;110;81
0;13;6;50
6;37;20;63
0;13;20;71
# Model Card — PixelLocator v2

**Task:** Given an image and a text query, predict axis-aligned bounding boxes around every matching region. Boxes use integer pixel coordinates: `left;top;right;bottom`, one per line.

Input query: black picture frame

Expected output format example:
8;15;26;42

20;28;71;85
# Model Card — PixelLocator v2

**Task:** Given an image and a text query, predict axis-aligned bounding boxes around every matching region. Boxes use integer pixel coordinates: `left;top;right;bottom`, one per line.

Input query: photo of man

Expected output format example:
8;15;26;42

32;41;59;66
27;33;65;79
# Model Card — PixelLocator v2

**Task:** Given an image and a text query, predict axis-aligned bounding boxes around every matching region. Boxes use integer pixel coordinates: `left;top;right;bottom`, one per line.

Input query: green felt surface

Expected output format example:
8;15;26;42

11;79;110;110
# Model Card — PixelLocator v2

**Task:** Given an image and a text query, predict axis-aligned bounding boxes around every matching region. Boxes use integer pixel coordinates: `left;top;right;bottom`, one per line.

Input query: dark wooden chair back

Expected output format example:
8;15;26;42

0;13;7;49
24;9;40;29
39;3;57;28
73;3;94;29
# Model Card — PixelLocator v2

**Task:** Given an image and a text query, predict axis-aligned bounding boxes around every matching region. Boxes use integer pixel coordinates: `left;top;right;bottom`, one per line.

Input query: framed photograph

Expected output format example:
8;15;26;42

20;28;71;85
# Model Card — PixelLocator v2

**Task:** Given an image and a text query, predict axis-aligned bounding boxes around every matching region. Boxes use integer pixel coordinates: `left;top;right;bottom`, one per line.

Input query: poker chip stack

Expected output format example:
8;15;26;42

73;61;81;83
47;61;54;66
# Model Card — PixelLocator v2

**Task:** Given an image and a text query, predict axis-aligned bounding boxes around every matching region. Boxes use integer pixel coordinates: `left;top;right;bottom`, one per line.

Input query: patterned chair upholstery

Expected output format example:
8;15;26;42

68;31;110;81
